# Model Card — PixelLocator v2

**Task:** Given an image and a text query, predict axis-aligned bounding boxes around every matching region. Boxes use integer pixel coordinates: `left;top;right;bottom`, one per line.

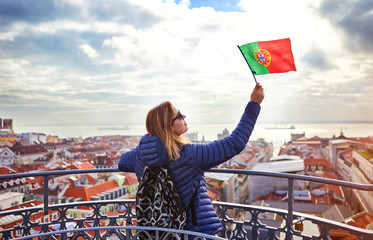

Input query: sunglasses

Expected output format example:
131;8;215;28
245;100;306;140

172;110;184;123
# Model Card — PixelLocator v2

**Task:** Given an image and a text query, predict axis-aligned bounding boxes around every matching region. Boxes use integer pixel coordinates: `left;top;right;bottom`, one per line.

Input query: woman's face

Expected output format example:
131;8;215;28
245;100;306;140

171;107;188;136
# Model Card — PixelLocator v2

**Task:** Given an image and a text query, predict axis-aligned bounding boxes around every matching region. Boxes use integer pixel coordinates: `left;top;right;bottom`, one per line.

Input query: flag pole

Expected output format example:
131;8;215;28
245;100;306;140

237;45;257;83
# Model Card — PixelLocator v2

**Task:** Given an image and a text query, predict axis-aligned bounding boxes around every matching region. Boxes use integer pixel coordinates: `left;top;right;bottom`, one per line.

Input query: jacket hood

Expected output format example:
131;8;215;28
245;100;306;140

138;134;169;166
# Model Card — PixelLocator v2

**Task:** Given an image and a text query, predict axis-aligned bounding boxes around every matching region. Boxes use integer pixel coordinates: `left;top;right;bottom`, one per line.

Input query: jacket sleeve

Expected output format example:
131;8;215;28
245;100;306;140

118;146;139;172
195;101;261;171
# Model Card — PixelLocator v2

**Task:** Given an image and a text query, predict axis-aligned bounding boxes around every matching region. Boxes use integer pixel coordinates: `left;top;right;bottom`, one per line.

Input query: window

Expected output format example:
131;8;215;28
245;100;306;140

44;216;49;223
81;213;86;218
73;212;78;218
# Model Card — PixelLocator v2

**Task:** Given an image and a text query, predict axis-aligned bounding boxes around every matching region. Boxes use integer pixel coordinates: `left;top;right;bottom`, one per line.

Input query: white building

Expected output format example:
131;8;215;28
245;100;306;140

350;150;373;212
0;147;17;166
327;139;360;174
63;149;81;159
0;176;31;196
248;158;304;203
0;192;24;210
21;132;47;144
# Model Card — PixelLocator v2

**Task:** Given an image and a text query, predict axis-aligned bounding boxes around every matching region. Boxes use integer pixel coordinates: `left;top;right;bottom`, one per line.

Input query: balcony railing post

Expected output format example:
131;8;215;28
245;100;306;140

286;178;294;240
43;175;49;215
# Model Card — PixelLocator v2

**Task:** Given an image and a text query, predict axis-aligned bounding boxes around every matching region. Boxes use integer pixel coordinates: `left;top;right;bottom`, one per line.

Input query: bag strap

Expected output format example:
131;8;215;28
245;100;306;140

163;161;198;225
186;187;198;225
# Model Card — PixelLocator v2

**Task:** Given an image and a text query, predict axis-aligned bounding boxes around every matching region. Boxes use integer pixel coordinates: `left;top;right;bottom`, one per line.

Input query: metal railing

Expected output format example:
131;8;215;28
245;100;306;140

0;168;372;240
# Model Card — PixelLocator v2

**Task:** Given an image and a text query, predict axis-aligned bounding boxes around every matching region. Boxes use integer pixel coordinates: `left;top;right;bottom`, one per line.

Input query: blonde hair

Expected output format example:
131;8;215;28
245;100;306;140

146;101;191;160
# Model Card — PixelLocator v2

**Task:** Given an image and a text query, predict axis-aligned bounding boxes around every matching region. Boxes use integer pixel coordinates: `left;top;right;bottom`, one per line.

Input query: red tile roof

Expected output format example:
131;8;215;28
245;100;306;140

308;136;321;141
340;149;353;161
27;176;44;189
124;173;138;185
312;173;345;205
9;144;48;155
0;166;16;174
330;213;373;238
67;161;96;170
12;163;46;173
347;213;373;228
304;157;333;172
348;137;373;145
64;179;120;203
207;188;218;201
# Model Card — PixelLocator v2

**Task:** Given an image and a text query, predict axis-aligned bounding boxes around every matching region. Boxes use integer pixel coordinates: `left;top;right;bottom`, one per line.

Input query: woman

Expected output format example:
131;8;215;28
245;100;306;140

119;83;264;236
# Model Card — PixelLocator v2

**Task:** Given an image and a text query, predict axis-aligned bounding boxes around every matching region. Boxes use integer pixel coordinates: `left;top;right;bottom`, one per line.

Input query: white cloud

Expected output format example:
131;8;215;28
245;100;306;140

79;44;99;58
1;0;372;133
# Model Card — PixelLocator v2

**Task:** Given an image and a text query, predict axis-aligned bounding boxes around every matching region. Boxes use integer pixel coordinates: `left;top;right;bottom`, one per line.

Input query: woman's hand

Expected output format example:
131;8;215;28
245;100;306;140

250;83;264;104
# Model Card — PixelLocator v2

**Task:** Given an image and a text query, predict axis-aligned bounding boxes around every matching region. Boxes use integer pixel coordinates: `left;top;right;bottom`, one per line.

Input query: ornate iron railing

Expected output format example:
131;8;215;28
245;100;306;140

0;168;372;240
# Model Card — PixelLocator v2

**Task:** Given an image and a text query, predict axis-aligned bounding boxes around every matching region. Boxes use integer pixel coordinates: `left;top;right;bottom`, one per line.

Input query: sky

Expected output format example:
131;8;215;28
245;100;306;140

1;0;373;134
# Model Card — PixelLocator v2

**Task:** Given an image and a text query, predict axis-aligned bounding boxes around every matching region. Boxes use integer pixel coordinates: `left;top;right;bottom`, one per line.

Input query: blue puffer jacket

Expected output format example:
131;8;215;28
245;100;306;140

118;101;260;236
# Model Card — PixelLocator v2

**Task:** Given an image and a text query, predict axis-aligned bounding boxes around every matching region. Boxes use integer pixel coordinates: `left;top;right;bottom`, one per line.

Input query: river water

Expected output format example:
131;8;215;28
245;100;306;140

15;122;373;148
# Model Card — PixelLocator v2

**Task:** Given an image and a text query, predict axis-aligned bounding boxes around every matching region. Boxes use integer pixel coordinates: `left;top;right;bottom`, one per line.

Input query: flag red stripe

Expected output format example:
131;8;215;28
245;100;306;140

257;38;296;74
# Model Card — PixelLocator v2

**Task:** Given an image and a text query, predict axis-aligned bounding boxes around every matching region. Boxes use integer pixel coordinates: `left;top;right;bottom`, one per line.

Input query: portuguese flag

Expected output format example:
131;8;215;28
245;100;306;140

238;38;296;75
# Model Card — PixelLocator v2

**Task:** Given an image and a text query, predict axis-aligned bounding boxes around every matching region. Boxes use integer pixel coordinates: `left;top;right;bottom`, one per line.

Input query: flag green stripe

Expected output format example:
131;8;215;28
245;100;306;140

239;42;269;75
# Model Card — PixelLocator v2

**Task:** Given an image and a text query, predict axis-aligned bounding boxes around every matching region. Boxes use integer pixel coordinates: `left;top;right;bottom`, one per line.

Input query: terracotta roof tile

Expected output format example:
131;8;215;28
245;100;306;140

124;173;138;185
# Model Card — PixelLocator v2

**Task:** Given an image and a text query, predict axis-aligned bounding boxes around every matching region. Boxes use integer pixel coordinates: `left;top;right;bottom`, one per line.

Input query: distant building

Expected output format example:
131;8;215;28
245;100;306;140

0;147;17;166
292;136;323;151
248;158;304;203
327;139;360;177
278;144;315;158
43;142;69;152
1;119;13;131
0;118;16;144
0;167;32;199
47;135;60;143
33;181;69;204
337;149;353;182
217;128;230;140
183;132;198;141
62;148;80;160
350;150;373;213
9;144;49;165
327;138;373;214
21;132;47;144
0;192;24;211
0;177;31;199
91;155;119;169
291;132;305;141
304;156;333;173
64;174;138;218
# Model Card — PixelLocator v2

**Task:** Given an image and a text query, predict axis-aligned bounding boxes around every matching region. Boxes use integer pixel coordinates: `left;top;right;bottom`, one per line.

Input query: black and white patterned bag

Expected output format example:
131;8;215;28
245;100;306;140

136;165;187;239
